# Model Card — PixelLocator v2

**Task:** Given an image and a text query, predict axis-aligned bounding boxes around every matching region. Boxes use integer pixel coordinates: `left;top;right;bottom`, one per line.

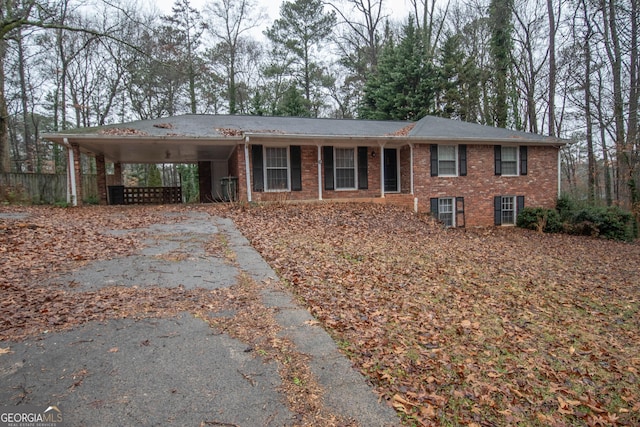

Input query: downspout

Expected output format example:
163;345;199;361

380;143;386;198
409;143;415;195
410;143;418;213
244;138;252;203
63;138;78;206
557;147;562;197
317;145;323;201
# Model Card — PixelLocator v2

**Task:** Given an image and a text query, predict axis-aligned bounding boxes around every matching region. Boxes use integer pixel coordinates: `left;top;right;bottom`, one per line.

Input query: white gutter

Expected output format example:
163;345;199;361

317;146;323;201
244;138;252;202
63;138;78;207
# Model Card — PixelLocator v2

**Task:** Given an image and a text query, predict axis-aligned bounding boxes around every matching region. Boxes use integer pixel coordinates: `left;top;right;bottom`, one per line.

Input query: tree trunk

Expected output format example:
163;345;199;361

601;0;629;206
582;0;597;202
17;29;35;172
547;0;557;137
627;0;639;204
0;39;9;173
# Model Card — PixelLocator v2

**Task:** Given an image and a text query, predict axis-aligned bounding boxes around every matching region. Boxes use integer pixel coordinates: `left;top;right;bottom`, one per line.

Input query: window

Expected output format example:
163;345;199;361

501;196;515;224
430;144;466;177
495;146;527;176
335;148;356;189
501;147;518;175
438;198;455;227
438;145;457;176
494;195;525;225
430;197;464;228
265;147;289;190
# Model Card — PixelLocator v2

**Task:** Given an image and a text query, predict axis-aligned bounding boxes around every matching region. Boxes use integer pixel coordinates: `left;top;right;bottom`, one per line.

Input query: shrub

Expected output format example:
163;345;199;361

569;206;635;241
517;207;562;233
556;195;575;222
518;198;636;241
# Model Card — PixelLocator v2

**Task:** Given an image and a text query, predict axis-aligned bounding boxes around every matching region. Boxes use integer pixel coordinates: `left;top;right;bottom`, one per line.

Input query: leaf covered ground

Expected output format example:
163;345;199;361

228;203;640;426
1;203;639;426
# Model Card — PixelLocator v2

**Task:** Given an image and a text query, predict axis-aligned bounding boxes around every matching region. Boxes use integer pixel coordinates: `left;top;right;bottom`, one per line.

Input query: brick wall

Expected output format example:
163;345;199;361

413;144;559;227
230;142;560;228
246;145;384;202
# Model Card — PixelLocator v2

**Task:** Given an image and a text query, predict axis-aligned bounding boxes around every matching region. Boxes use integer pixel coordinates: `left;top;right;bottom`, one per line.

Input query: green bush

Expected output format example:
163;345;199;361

569;206;635;241
556;195;575;222
517;198;636;241
517;207;562;233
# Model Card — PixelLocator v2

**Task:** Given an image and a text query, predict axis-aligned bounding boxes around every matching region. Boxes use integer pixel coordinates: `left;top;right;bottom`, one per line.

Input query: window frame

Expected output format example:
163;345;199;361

500;146;519;176
334;147;358;190
438;197;456;227
437;145;458;177
263;146;291;192
501;195;516;225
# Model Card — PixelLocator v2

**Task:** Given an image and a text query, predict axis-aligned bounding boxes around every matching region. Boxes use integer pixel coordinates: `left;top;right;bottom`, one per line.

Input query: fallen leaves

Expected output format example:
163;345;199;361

2;202;638;426
99;128;149;136
227;202;640;426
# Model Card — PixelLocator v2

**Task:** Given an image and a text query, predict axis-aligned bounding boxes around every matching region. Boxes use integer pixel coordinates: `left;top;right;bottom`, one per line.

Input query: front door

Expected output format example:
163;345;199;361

384;148;399;193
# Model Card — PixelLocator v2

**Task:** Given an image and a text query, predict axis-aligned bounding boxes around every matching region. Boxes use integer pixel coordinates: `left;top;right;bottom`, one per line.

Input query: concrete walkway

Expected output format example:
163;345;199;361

0;211;399;426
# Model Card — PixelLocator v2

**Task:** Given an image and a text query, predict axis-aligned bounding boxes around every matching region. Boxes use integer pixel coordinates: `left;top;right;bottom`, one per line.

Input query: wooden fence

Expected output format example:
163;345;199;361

108;186;182;205
0;173;98;204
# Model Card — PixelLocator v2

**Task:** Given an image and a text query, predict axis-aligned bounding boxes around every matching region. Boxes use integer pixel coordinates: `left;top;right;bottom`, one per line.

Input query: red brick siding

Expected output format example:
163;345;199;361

232;142;559;227
246;145;383;202
400;146;411;194
322;146;382;200
413;144;559;227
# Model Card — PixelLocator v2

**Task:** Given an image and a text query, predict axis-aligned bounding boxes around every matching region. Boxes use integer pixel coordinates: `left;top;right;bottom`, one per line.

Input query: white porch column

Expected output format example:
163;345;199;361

317;145;323;200
64;138;78;207
244;139;252;202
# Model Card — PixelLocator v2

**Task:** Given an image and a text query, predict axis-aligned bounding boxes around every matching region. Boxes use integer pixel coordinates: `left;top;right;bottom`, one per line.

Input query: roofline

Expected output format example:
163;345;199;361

42;132;566;148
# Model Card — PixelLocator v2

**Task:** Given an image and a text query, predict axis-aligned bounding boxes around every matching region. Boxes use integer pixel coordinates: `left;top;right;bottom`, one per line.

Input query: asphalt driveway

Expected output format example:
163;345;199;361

0;210;399;426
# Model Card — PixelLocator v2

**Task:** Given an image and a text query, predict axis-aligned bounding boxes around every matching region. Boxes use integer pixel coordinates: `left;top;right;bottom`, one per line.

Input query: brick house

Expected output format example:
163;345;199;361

43;114;565;227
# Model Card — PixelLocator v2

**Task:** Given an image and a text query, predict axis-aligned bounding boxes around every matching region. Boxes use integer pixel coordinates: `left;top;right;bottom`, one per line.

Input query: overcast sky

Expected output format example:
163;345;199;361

151;0;413;28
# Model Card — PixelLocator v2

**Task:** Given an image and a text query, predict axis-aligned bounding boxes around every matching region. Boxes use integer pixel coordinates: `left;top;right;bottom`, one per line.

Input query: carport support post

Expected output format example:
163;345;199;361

71;143;83;206
64;138;80;206
96;154;108;205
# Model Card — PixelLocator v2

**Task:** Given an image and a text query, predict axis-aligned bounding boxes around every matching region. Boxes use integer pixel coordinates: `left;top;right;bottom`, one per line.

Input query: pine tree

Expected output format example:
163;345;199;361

488;0;514;128
359;18;436;121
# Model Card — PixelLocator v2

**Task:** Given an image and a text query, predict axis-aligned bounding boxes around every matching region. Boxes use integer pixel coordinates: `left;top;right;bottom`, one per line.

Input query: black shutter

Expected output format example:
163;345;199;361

517;195;525;213
494;145;502;176
456;197;465;228
252;145;264;192
494;196;502;225
323;146;334;190
290;145;302;191
357;146;368;190
520;146;528;175
459;145;467;176
430;145;439;176
430;198;439;217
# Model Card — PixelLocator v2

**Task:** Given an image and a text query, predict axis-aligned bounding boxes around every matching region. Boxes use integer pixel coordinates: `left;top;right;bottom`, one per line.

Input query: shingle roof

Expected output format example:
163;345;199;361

408;116;559;143
96;114;410;138
75;114;561;143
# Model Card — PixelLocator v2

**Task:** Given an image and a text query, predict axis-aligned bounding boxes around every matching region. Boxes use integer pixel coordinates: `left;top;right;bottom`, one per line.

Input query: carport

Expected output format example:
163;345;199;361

42;116;243;206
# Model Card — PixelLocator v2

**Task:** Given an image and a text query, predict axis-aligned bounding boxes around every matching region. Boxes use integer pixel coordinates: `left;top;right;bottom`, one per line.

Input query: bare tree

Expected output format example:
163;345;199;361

204;0;265;114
